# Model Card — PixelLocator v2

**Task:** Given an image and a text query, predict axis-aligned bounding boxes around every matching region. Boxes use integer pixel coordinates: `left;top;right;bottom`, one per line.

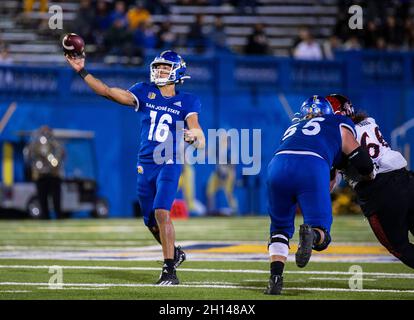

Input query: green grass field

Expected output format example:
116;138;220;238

0;216;413;300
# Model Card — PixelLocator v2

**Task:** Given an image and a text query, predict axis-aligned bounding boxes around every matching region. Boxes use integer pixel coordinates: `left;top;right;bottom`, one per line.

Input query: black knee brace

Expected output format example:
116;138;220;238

268;231;290;247
312;227;331;252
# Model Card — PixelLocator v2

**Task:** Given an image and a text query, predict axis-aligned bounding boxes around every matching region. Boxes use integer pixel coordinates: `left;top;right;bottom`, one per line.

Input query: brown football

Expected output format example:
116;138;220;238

62;33;85;58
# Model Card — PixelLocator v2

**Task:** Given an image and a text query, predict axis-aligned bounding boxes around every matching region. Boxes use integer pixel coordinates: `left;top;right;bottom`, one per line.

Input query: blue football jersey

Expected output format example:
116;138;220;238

276;114;356;167
128;82;201;163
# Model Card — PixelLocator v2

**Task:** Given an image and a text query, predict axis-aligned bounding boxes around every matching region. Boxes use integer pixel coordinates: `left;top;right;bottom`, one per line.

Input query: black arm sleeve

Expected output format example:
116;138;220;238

330;168;337;181
347;146;374;176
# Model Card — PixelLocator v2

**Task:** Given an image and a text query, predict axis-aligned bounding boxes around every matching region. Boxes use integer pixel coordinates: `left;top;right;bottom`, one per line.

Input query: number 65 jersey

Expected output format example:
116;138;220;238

276;114;356;168
128;82;201;164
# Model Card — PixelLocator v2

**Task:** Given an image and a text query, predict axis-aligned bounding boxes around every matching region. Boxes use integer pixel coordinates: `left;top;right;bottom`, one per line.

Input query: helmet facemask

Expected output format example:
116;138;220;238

150;61;190;87
326;94;355;117
342;101;355;117
150;62;177;86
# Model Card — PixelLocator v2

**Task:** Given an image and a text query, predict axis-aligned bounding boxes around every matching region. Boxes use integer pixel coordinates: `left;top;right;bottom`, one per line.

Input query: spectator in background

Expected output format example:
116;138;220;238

364;20;382;49
127;0;151;30
187;14;208;53
209;16;229;53
93;0;113;56
0;44;13;65
333;1;412;52
145;0;170;15
291;26;313;56
24;0;48;13
244;23;269;55
133;20;158;53
24;126;65;220
384;15;404;49
403;19;414;49
323;35;342;60
157;21;177;50
293;28;323;60
109;1;128;28
375;37;387;51
94;0;112;31
72;0;95;44
344;35;362;51
206;133;238;216
104;18;134;56
230;0;257;14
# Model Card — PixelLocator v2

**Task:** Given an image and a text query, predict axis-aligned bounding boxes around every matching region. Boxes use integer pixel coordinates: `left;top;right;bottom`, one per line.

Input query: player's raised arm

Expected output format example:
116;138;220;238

65;55;136;107
341;127;375;179
184;113;205;149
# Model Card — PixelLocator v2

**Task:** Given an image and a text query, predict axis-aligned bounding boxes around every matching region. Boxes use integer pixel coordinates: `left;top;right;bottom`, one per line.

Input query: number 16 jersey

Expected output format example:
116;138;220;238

128;82;201;163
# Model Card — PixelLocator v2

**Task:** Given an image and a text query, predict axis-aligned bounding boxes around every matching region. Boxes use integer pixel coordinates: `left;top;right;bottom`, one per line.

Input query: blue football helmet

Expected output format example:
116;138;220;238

292;95;334;122
150;50;190;86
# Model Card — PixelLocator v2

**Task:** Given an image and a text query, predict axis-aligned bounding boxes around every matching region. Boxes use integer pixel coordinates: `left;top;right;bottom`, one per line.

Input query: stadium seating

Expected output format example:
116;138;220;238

0;0;339;64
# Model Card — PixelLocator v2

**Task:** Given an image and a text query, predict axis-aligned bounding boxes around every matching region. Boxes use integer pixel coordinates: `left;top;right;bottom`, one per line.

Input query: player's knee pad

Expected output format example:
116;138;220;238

312;227;331;252
268;232;290;258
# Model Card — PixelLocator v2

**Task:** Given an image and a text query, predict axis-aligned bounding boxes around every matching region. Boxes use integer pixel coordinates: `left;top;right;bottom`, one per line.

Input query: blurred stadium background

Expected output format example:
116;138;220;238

0;0;414;300
1;0;414;219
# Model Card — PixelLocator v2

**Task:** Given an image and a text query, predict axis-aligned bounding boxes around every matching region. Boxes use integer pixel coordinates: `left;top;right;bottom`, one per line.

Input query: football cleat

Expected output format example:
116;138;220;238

264;275;284;295
295;224;314;268
156;266;179;286
174;246;186;269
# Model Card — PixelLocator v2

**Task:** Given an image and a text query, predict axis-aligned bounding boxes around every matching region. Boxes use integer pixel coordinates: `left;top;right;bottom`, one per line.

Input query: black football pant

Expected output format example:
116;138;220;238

36;175;63;219
356;168;414;269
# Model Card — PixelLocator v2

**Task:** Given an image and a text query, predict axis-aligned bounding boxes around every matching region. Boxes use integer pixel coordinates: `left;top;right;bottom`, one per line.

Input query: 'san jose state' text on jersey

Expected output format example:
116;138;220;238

128;82;201;164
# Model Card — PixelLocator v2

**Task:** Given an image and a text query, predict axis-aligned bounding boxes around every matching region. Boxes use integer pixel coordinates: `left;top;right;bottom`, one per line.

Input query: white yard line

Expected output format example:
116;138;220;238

0;282;412;294
309;277;377;282
37;287;109;290
0;264;413;278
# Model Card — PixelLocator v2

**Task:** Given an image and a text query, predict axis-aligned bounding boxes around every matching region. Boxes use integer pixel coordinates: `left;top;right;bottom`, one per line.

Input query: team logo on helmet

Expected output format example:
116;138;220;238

293;95;333;122
312;96;320;103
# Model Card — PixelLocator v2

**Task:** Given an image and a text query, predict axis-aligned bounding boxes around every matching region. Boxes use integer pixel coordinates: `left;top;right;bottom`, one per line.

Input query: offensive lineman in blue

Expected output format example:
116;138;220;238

265;96;376;295
66;50;205;285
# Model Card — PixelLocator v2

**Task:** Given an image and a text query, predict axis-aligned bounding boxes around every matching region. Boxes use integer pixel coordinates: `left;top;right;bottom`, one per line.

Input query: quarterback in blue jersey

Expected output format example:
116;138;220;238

66;50;205;285
265;95;375;295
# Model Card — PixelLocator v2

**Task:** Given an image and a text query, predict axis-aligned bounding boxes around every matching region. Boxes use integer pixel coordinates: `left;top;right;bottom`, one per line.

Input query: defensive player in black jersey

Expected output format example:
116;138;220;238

327;94;414;269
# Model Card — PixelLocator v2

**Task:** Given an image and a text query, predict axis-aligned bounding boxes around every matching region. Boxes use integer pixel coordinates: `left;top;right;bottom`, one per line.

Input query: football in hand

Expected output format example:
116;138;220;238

62;33;85;58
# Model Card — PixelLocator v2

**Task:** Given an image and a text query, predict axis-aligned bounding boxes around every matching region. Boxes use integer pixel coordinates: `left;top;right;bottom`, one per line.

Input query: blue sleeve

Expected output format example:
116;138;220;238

184;96;201;120
127;82;145;110
337;115;357;138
